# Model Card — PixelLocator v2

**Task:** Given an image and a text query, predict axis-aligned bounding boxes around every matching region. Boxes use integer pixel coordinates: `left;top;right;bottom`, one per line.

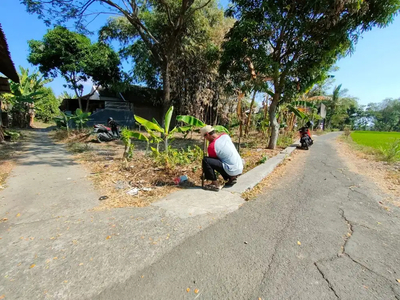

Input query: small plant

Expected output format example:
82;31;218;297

257;155;268;165
379;139;400;163
68;142;92;153
4;130;21;142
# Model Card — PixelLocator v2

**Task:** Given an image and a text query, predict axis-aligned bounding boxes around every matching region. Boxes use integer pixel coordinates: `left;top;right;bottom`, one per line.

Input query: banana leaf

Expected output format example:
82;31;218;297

134;115;164;133
131;131;149;142
214;125;230;134
176;115;205;127
287;105;306;119
164;106;173;135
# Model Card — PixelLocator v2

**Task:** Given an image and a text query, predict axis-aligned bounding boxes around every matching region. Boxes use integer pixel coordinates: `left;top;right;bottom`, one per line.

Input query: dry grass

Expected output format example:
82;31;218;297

337;135;400;208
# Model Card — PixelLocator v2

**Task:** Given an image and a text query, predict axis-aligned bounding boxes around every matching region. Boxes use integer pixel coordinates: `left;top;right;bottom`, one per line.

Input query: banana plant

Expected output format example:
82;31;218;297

120;128;151;159
72;108;91;131
134;106;192;154
54;111;73;135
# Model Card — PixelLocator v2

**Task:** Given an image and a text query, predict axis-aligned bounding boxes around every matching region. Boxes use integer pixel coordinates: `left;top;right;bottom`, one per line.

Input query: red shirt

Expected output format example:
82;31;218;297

207;134;225;158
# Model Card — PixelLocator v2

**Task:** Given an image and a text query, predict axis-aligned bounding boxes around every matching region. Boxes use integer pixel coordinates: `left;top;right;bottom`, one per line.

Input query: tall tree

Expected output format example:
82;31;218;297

28;26;121;111
221;0;400;149
99;0;234;124
22;0;214;124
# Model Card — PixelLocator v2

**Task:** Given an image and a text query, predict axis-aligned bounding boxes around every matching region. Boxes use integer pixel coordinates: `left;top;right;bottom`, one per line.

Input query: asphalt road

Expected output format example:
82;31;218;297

96;133;400;300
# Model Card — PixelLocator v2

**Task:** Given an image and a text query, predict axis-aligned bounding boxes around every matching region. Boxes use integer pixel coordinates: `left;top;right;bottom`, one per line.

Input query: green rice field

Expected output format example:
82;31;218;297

350;131;400;150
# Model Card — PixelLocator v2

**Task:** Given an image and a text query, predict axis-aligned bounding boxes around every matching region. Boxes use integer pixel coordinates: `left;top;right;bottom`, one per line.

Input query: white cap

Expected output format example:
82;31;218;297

200;125;215;136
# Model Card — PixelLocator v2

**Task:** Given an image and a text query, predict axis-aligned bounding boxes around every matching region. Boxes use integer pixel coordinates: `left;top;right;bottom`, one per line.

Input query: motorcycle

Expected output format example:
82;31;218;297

93;124;119;142
298;126;313;150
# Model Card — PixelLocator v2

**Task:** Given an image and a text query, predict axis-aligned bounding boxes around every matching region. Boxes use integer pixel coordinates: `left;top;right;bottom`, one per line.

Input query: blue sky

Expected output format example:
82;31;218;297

1;0;400;106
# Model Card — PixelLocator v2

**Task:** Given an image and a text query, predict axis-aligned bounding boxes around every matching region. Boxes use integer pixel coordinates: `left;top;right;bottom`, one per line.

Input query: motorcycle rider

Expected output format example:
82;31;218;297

107;117;119;137
299;121;313;150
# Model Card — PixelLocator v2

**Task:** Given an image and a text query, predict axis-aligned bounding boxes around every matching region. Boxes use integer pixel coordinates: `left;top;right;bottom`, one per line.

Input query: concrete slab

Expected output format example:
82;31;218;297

152;188;244;218
226;146;297;193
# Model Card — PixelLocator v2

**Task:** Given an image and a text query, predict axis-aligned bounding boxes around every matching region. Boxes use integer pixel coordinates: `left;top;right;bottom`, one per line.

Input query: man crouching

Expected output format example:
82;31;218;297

200;125;243;191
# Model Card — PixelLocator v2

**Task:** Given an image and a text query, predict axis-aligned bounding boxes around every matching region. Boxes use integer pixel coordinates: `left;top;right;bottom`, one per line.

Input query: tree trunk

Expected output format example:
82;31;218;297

77;97;83;111
245;90;257;136
161;61;171;127
85;98;90;112
268;94;280;149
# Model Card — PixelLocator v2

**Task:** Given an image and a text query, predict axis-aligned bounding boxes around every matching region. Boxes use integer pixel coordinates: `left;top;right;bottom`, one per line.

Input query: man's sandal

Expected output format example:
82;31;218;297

203;184;221;192
225;177;237;186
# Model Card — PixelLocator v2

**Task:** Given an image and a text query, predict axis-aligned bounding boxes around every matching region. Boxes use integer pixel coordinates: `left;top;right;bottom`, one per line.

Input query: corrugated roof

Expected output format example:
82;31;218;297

0;24;19;83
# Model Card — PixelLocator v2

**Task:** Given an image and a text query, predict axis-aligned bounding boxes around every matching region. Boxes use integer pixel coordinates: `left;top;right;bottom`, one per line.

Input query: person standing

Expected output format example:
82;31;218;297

107;117;119;137
200;125;243;191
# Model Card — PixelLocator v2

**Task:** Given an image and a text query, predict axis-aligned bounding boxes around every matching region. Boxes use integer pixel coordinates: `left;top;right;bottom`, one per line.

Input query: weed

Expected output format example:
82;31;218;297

68;142;93;153
257;155;268;165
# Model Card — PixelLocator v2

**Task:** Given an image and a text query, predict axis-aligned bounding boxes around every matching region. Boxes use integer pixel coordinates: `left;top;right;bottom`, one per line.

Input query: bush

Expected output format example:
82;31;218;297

344;126;351;137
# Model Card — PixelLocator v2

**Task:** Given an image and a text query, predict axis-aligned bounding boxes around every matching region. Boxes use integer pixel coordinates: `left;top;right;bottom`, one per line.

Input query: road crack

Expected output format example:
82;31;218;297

314;262;340;299
338;208;353;256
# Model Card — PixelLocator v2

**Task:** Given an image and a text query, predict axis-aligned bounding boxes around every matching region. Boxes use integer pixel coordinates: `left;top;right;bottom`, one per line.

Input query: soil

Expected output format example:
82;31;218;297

55;130;286;208
0;131;29;189
336;136;400;208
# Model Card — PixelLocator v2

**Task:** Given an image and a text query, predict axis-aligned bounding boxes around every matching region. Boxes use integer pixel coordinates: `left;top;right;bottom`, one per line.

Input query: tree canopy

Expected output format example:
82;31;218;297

28;26;121;111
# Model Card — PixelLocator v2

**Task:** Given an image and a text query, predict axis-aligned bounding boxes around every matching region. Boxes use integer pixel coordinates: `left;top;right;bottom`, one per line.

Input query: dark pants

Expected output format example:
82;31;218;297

111;127;119;137
202;157;230;181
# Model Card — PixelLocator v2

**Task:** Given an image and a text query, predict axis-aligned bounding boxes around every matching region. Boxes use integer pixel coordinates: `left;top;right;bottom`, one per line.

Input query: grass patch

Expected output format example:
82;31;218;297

350;131;400;162
351;131;400;149
277;131;296;148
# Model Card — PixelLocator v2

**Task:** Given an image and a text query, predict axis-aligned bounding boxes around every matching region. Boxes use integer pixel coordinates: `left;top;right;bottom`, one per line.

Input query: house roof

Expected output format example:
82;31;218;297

0;24;19;83
90;85;163;106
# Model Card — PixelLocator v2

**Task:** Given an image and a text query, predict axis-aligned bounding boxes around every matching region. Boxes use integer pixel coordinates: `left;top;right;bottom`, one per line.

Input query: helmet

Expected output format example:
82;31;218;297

107;117;113;122
306;121;314;127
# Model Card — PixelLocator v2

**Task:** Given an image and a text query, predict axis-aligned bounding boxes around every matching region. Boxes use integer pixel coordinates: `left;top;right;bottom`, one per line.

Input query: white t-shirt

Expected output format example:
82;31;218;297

213;134;243;176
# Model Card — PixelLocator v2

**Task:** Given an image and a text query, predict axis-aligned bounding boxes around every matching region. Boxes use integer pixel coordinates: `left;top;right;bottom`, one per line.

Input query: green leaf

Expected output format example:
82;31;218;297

134;115;164;133
287;105;306;119
164;106;173;135
214;125;230;134
176;115;205;127
150;146;160;156
131;131;148;142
